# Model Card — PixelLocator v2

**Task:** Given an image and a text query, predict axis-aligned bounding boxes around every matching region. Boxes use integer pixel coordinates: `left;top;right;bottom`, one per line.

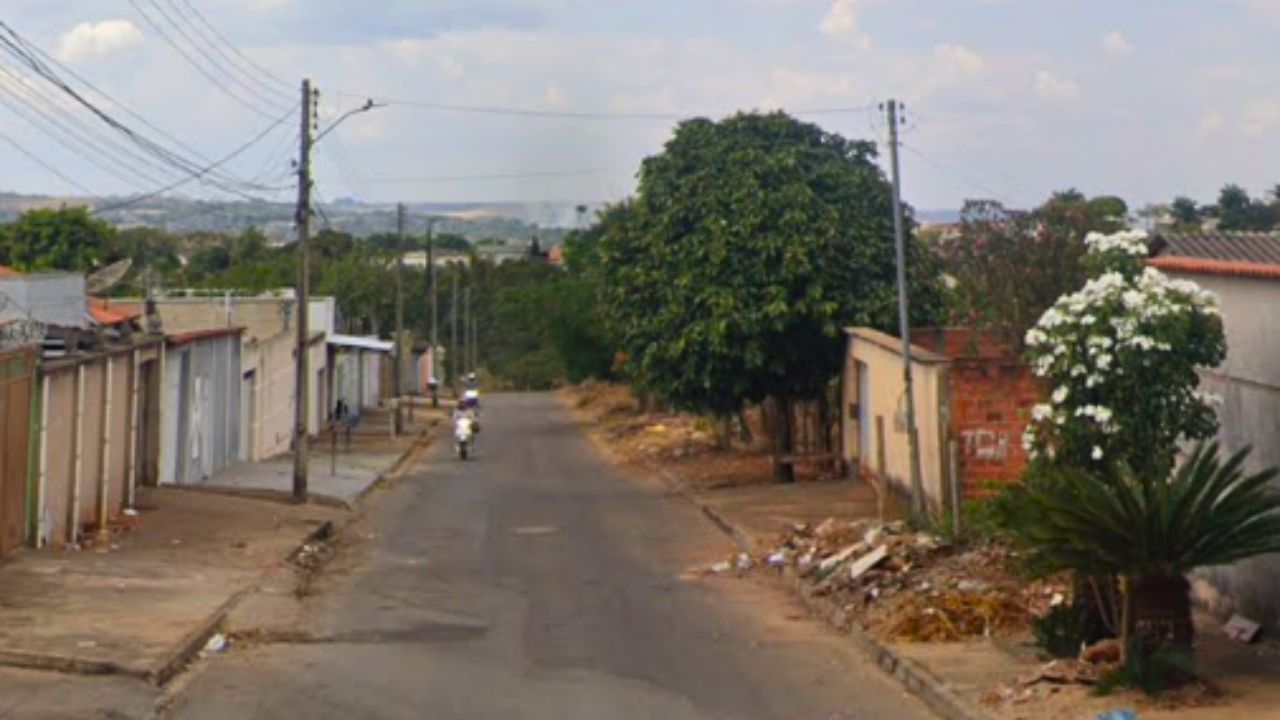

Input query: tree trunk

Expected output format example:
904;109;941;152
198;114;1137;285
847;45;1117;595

772;395;795;484
736;410;753;445
714;414;732;451
1131;572;1193;652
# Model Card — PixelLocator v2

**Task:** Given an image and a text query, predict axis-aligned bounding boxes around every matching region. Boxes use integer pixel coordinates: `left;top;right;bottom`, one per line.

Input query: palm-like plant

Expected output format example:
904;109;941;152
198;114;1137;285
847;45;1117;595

1000;442;1280;650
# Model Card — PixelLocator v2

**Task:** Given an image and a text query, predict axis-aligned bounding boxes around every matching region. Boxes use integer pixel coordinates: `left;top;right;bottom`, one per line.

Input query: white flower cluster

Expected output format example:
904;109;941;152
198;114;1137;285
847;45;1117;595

1084;229;1149;257
1020;229;1225;462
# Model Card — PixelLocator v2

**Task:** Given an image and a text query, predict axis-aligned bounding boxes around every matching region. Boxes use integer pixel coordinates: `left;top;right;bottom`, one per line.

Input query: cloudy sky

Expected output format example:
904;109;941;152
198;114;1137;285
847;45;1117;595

3;0;1280;211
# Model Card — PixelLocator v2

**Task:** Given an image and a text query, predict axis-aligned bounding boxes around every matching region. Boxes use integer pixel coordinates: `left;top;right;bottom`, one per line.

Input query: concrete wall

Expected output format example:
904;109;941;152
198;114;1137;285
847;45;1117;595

1162;271;1280;626
0;274;86;328
843;328;951;508
243;331;295;461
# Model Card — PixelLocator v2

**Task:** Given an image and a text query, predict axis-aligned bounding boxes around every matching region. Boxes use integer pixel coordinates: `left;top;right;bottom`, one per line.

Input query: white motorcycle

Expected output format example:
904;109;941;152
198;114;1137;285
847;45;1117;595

454;416;476;460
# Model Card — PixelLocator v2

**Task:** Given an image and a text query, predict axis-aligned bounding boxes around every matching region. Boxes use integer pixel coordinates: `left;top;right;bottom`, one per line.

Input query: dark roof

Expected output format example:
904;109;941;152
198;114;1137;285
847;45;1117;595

1150;231;1280;264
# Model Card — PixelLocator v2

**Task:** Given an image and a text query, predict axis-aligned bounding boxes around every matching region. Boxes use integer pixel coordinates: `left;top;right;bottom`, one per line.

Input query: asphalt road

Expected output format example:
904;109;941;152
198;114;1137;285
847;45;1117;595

168;393;934;720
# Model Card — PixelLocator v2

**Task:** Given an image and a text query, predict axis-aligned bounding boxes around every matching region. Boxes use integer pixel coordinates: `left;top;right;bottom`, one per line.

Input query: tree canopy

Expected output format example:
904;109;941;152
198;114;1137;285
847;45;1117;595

598;111;943;424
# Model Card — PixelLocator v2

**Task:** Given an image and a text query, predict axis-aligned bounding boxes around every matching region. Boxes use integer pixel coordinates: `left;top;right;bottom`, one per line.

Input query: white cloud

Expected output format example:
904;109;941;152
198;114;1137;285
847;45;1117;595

933;44;985;78
1034;70;1080;103
56;20;144;63
820;0;858;35
1102;30;1133;57
820;0;872;47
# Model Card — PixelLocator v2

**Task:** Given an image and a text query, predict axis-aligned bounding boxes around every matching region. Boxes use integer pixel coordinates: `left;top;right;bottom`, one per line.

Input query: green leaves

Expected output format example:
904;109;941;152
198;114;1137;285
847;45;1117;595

1001;443;1280;580
598;111;943;415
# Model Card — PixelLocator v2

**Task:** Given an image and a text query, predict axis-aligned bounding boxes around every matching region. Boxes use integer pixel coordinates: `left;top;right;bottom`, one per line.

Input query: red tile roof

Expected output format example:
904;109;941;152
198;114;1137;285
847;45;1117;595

1150;231;1280;264
88;297;142;326
1148;256;1280;280
167;327;245;347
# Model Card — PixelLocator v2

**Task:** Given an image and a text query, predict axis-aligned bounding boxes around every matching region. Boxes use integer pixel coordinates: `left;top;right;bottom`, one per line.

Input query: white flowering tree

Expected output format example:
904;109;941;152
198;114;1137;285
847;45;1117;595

1022;229;1225;480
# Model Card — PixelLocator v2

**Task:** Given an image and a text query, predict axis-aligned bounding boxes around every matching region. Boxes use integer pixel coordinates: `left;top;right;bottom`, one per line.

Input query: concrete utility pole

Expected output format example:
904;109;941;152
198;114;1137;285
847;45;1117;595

463;286;472;376
450;272;459;394
427;219;439;408
393;203;406;434
292;78;314;504
884;98;924;519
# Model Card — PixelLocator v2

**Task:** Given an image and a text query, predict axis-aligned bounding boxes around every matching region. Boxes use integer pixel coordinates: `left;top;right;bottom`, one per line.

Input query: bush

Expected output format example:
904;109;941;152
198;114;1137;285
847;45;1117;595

1033;602;1108;659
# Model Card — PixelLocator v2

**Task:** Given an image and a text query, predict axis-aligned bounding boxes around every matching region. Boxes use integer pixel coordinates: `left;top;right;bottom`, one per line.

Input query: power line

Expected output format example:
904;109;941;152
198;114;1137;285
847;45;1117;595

360;168;622;184
163;0;294;102
899;141;1017;207
127;0;286;119
0;128;94;195
337;91;877;121
0;21;284;198
174;0;294;91
91;102;298;215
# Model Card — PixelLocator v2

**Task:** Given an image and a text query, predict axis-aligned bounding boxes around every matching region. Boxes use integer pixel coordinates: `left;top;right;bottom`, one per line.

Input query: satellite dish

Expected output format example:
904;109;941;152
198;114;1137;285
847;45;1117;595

86;259;133;294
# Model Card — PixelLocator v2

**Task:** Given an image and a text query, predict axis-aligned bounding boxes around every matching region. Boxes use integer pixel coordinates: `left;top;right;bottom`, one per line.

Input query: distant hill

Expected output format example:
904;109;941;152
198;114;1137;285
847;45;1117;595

0;192;586;245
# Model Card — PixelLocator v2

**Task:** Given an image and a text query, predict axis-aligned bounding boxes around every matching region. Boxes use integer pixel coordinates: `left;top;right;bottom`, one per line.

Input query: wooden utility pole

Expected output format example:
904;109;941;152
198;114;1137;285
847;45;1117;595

393;203;406;434
450;272;459;394
427;220;439;408
463;286;472;377
292;78;314;504
884;98;924;518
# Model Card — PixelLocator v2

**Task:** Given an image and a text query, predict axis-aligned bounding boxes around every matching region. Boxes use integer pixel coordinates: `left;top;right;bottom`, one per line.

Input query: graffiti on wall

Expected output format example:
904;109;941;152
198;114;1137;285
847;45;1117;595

961;429;1009;461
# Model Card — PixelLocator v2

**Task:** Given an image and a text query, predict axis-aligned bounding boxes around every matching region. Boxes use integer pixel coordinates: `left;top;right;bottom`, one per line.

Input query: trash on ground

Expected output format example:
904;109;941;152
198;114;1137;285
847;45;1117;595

1224;614;1261;644
202;632;228;655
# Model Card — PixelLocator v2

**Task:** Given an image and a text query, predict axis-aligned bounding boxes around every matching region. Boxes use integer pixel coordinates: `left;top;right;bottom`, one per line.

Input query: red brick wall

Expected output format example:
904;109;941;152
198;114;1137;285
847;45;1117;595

911;326;1018;360
910;328;1045;499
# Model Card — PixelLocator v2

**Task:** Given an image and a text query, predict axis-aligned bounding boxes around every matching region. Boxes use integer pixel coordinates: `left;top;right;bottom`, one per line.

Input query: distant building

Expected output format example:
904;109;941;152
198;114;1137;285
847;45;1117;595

400;250;470;268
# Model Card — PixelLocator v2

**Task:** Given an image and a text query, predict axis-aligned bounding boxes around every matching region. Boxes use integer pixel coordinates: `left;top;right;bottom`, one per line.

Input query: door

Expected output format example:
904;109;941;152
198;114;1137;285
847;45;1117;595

136;360;159;488
857;361;871;476
0;351;33;553
240;371;256;462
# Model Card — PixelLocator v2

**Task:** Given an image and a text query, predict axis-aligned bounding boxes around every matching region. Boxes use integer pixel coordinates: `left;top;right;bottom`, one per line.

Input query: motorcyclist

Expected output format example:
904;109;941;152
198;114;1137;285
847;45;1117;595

453;398;479;434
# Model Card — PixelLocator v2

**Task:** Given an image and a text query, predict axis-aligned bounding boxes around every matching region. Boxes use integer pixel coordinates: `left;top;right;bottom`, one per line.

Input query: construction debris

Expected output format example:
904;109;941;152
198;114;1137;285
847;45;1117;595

752;517;1066;640
1224;614;1261;644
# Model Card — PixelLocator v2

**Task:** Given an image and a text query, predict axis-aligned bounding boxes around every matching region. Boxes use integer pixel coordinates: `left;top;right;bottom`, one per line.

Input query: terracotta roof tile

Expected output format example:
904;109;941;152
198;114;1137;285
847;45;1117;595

1148;256;1280;280
88;297;142;326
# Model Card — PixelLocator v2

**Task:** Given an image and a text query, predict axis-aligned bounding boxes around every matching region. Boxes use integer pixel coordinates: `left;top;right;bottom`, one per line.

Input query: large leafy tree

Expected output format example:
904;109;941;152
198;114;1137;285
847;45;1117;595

599;112;942;480
1;207;112;272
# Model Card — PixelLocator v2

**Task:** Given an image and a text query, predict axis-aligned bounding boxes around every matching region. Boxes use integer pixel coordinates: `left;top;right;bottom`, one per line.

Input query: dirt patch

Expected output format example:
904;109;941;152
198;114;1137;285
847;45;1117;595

563;383;840;492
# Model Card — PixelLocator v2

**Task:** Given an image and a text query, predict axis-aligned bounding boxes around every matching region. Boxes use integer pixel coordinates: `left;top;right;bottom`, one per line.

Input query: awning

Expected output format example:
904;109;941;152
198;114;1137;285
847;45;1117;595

327;334;394;353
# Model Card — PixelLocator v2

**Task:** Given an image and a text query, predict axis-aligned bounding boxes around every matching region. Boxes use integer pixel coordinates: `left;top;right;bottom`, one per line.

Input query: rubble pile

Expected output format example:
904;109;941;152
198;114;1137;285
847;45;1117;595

756;517;1066;640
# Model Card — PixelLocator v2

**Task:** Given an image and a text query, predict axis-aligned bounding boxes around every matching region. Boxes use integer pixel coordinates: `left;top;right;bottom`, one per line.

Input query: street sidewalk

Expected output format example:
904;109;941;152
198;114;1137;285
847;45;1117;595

684;478;1280;720
0;415;436;692
195;406;440;508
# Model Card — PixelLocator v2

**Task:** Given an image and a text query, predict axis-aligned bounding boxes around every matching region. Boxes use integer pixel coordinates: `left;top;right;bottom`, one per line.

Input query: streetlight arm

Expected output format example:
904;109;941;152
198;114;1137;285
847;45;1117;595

314;99;383;145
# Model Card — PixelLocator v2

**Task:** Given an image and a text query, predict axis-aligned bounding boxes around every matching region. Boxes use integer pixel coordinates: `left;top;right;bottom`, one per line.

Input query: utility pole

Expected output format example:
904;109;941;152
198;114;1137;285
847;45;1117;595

463;286;472;376
426;220;439;408
884;98;924;519
393;203;406;434
292;78;314;504
450;272;459;395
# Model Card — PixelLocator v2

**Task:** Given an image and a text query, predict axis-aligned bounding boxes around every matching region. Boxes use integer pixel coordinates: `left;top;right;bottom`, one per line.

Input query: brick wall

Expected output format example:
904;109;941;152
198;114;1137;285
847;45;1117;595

911;327;1045;498
950;360;1044;497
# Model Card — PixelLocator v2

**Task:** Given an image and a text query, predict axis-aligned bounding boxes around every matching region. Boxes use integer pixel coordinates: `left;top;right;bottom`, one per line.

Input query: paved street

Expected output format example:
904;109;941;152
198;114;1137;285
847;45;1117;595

167;394;933;720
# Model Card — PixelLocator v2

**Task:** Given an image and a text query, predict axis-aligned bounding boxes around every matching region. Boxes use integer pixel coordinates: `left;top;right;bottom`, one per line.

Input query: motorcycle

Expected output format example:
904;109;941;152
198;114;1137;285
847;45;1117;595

454;416;476;460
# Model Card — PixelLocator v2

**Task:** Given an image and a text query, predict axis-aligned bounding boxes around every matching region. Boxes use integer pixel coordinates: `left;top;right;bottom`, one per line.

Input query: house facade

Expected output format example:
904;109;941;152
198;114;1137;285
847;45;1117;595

1150;231;1280;625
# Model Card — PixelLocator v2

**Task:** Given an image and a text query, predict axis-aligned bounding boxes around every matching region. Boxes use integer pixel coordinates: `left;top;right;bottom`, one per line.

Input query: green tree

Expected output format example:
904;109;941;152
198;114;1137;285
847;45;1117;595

599;112;943;481
1169;196;1200;229
1214;183;1276;231
1;207;112;272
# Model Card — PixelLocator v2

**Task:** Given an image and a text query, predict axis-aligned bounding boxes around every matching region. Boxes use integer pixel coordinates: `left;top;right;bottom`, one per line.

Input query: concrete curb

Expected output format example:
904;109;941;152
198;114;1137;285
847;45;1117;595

0;429;442;687
351;423;437;510
676;478;997;720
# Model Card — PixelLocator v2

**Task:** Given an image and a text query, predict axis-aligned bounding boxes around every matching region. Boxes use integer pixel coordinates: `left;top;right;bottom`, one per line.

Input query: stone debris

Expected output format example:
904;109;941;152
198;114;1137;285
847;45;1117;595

751;517;1066;641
